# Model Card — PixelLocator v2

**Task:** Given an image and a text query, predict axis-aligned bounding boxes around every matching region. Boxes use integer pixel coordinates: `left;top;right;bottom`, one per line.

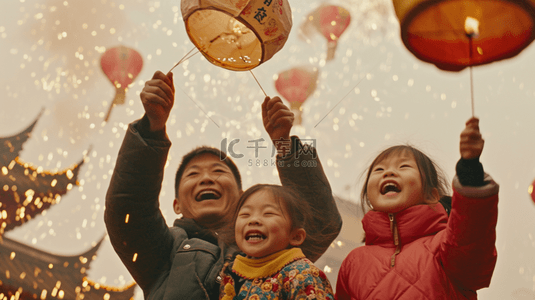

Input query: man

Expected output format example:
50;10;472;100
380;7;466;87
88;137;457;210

105;71;341;300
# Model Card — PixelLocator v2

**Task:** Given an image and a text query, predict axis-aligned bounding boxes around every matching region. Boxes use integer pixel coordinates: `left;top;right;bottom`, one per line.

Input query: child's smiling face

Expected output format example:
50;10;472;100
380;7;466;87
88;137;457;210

366;152;437;213
234;189;305;258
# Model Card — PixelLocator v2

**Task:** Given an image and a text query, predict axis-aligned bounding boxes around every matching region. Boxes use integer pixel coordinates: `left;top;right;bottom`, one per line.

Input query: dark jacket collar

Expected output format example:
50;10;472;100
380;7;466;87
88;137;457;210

173;218;219;245
363;204;448;247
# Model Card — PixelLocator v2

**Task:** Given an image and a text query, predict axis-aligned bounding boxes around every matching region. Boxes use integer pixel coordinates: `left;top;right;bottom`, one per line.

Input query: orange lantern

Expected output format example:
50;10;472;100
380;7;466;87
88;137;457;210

100;45;143;121
392;0;535;71
181;0;292;71
300;4;351;61
274;66;319;125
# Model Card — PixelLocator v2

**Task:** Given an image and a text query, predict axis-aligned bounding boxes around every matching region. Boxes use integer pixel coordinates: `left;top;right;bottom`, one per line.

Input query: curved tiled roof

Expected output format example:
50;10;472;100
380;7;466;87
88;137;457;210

0;236;136;300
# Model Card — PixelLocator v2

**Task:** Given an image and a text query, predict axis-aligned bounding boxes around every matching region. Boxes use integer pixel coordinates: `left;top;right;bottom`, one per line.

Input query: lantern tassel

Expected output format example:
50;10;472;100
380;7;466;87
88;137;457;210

326;41;337;61
103;88;126;122
114;87;126;105
249;70;267;97
290;102;303;125
104;102;115;122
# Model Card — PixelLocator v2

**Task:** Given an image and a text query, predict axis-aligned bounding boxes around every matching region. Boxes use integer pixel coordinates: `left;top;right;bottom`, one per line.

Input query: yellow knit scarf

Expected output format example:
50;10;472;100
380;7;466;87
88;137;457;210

232;248;305;279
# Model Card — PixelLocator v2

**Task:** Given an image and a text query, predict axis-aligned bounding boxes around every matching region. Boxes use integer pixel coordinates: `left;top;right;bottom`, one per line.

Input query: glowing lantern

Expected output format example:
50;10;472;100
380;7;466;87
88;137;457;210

274;66;319;125
529;179;535;204
300;5;351;61
181;0;292;71
392;0;535;71
100;46;143;121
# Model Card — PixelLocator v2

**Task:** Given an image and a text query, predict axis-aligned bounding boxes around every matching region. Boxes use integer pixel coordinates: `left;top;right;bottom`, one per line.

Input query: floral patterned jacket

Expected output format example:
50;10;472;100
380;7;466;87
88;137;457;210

220;248;334;300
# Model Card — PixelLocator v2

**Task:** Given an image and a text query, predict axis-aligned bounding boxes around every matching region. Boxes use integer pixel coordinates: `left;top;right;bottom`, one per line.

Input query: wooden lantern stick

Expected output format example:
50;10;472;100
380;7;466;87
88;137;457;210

168;47;199;74
469;36;475;117
249;70;267;97
464;16;479;117
236;46;267;97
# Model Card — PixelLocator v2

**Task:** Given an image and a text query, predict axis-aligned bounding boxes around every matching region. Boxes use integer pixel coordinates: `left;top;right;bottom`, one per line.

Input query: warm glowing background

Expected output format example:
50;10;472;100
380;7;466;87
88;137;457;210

1;0;535;299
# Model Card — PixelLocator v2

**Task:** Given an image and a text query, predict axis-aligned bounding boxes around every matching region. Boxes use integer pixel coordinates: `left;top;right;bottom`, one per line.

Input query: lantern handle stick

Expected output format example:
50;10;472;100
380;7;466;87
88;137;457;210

250;70;267;97
470;66;474;117
168;47;198;74
181;50;199;65
169;46;196;72
468;35;475;117
234;46;267;97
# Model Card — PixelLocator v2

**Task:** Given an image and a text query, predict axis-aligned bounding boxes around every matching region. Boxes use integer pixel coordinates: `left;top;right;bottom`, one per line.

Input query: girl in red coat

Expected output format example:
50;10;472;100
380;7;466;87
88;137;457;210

336;117;499;300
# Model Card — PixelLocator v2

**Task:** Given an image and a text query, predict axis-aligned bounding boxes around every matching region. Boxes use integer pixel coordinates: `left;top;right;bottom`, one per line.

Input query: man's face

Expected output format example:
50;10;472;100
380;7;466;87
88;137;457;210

174;153;242;229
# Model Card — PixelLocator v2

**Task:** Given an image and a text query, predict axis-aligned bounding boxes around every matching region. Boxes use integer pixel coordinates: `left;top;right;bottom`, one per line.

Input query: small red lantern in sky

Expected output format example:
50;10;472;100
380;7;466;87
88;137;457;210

318;5;351;61
100;45;143;121
300;4;351;61
274;66;319;125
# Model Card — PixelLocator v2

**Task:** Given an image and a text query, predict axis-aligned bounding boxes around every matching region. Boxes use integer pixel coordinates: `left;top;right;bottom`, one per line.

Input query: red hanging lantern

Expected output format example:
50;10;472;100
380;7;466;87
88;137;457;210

392;0;535;71
318;5;351;61
300;5;351;61
100;45;143;121
274;66;319;125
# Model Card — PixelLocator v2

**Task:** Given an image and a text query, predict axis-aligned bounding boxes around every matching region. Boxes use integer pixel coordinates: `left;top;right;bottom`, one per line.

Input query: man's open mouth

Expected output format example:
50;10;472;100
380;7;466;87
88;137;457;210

195;190;221;201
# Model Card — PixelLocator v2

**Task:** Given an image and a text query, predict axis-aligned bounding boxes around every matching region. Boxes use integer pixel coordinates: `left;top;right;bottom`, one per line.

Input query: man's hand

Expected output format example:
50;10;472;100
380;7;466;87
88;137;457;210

460;117;484;160
140;71;175;132
262;96;294;143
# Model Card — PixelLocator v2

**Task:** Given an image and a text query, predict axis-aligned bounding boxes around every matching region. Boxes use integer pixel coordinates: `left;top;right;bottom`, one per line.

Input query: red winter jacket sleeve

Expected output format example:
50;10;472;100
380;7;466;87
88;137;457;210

438;173;499;291
335;264;352;300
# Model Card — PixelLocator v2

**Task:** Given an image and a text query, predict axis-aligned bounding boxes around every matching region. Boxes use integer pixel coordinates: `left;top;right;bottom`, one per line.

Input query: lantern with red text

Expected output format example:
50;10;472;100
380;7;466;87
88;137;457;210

274;66;319;125
182;0;292;71
100;45;143;121
392;0;535;71
300;5;351;61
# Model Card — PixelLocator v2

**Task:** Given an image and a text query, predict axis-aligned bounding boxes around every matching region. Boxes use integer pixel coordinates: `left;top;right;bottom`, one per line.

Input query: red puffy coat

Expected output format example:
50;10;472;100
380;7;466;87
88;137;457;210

336;176;499;300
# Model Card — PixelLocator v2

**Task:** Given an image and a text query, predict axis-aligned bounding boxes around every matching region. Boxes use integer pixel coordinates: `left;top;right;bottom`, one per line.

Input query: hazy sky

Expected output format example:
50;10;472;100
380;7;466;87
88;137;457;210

1;0;535;299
